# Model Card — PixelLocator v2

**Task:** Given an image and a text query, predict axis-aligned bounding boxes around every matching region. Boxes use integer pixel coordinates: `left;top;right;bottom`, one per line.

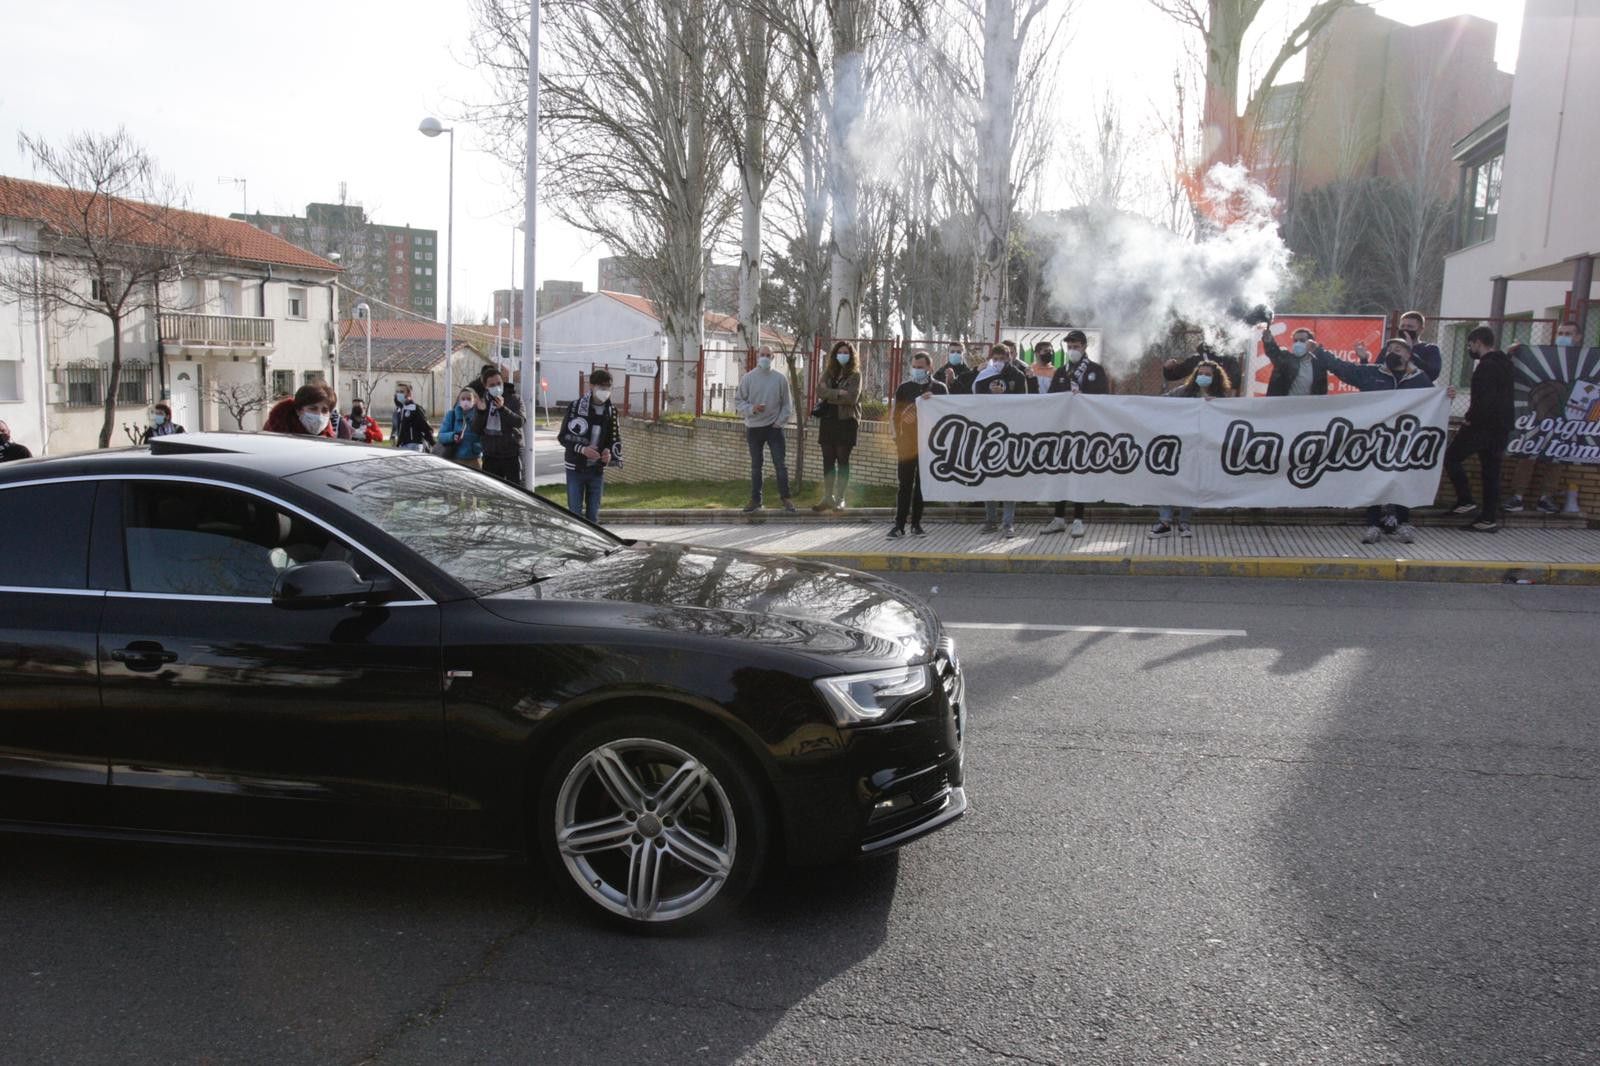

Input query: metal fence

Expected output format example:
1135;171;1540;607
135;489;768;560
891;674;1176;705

60;359;154;408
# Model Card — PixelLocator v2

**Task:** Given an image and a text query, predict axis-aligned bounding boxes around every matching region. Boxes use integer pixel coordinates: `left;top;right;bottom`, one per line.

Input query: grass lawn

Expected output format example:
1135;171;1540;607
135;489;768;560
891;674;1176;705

535;477;898;510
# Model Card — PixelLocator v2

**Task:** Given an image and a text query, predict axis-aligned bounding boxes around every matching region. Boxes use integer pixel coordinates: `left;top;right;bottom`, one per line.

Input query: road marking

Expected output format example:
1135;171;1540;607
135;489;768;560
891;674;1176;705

944;622;1247;638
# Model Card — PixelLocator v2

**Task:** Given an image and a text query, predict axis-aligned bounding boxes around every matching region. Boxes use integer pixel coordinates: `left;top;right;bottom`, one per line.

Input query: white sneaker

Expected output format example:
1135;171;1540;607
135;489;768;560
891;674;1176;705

1178;522;1193;537
1397;523;1417;544
1069;518;1086;537
1002;525;1017;539
1041;517;1068;534
1361;525;1382;544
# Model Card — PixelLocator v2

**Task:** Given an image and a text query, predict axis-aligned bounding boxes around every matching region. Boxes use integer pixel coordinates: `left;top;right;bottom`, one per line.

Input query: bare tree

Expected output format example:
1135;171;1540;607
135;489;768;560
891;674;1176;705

207;380;271;430
1147;0;1360;181
1365;62;1455;314
468;0;736;411
0;129;203;448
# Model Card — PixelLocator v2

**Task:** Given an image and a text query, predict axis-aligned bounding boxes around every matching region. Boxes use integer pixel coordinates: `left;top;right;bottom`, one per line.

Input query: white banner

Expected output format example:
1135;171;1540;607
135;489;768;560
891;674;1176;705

916;390;1450;508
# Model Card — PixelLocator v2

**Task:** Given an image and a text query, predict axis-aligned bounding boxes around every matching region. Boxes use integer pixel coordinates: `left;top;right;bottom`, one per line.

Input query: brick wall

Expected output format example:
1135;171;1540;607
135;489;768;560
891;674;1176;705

611;415;1600;515
609;416;900;491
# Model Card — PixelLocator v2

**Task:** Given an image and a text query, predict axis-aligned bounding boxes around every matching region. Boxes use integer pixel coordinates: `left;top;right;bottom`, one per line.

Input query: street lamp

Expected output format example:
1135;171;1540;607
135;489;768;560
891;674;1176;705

354;302;372;404
496;316;510;371
418;116;455;377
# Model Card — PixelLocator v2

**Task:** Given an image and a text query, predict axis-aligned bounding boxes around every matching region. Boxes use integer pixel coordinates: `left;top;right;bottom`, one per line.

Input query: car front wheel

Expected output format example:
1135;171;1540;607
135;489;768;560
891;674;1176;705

538;715;769;929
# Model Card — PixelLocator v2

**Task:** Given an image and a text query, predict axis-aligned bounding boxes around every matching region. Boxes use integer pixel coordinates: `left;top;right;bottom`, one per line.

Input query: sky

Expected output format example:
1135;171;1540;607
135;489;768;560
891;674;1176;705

0;0;1523;326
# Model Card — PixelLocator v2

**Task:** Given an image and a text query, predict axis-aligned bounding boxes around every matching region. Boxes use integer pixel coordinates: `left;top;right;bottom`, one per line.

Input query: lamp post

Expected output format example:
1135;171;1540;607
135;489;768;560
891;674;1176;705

519;0;539;490
418;117;455;375
354;302;372;404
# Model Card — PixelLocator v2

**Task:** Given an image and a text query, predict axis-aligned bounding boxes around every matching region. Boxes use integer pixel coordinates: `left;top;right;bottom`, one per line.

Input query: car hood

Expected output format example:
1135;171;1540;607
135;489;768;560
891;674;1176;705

479;540;940;666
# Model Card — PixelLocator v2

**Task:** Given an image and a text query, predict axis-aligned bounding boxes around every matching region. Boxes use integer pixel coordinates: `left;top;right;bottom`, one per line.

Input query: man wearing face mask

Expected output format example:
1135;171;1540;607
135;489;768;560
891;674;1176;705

1258;325;1330;396
1390;311;1443;382
558;368;623;523
1443;326;1514;532
1313;336;1436;543
0;419;31;462
888;351;948;538
392;383;436;453
473;365;527;483
1042;330;1110;535
735;345;797;513
936;344;973;393
972;344;1028;536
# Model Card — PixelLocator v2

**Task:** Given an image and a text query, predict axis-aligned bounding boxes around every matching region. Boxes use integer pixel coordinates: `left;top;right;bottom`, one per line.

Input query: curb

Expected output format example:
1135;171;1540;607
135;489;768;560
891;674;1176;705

605;507;1594;530
776;551;1600;586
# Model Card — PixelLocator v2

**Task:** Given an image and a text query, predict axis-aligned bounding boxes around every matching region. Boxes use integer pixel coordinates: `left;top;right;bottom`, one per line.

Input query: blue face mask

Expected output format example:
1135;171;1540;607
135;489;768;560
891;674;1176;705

1195;374;1214;389
757;355;772;370
835;352;850;366
1292;340;1309;356
152;413;166;425
911;367;929;383
948;351;964;365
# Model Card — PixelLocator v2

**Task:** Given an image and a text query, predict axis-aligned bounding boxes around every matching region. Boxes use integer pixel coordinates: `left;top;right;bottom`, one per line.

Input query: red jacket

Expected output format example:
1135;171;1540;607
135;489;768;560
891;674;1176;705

349;415;384;443
262;398;334;437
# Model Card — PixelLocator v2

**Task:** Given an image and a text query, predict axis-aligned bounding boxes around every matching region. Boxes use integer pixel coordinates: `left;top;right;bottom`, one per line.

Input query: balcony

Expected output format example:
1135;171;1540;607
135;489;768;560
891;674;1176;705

159;312;275;355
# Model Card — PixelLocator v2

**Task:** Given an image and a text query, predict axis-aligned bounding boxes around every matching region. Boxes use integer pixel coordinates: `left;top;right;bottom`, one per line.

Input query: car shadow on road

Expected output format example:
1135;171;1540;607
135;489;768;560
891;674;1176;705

0;836;899;1066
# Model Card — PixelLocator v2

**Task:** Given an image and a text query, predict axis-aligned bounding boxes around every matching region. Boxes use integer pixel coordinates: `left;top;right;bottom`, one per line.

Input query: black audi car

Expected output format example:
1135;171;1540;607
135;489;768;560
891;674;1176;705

0;434;966;928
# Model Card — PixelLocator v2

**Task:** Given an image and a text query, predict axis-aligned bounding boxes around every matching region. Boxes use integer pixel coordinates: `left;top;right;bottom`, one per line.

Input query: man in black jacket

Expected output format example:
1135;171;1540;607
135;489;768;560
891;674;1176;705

1444;325;1515;532
935;343;973;394
558;368;623;524
1042;330;1110;536
0;420;31;462
1258;325;1330;396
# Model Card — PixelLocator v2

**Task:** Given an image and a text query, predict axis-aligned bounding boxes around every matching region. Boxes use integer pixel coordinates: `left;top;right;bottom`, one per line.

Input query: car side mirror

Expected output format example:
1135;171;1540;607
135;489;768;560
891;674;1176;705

272;560;395;609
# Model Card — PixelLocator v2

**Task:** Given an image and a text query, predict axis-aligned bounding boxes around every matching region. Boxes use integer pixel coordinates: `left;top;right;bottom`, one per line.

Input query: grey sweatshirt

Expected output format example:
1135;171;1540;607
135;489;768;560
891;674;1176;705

734;367;793;428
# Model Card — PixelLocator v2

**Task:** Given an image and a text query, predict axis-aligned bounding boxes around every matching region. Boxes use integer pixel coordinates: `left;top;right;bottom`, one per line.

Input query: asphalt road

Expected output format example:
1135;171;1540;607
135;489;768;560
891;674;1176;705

3;576;1598;1064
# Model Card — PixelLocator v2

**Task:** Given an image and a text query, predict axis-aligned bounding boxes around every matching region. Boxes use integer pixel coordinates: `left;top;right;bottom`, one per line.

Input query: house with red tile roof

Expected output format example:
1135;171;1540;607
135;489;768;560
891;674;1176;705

0;176;342;453
536;290;794;412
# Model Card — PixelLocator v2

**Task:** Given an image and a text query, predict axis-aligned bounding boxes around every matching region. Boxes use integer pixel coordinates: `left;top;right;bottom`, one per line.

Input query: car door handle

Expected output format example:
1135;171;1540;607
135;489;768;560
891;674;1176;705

111;642;178;672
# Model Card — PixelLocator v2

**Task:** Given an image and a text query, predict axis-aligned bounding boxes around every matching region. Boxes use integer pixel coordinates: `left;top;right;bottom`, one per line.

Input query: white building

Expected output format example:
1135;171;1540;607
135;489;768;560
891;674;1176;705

1440;0;1600;344
0;176;341;455
535;290;792;415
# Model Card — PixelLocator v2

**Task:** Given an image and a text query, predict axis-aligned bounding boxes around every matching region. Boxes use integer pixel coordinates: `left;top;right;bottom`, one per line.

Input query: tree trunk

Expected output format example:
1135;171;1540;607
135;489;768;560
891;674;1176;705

828;3;867;341
736;9;768;357
100;309;123;449
972;0;1018;341
1200;0;1243;173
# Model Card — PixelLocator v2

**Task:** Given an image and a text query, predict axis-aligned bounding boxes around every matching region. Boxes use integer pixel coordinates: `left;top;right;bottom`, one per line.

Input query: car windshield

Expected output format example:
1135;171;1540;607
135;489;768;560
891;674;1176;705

291;455;618;596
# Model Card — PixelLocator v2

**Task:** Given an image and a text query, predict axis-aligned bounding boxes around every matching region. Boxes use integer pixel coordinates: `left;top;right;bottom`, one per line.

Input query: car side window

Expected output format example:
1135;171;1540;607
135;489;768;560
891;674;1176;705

121;482;381;598
0;482;95;590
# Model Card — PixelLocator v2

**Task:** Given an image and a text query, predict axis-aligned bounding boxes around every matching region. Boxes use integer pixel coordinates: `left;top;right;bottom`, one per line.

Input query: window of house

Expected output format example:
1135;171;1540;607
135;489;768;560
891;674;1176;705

425;253;433;261
414;236;423;245
116;361;152;406
287;287;308;319
414;251;423;260
271;370;296;398
424;268;432;276
0;359;20;402
303;371;326;386
1458;153;1503;249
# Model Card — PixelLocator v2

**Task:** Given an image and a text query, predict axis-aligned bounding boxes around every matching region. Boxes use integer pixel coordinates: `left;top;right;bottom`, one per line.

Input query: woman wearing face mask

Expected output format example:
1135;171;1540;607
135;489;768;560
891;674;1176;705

436;386;485;467
263;383;339;438
1313;336;1436;544
811;341;863;511
139;402;186;443
391;384;436;453
1149;360;1232;538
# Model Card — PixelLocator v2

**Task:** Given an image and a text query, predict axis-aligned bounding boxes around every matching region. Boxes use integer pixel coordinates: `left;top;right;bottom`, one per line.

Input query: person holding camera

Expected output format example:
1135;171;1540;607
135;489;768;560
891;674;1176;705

472;365;525;483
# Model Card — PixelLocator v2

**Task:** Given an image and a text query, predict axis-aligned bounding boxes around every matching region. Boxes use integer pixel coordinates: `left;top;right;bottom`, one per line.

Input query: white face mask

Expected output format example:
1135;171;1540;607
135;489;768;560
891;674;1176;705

1065;347;1084;363
459;398;475;410
592;389;611;404
989;357;1007;369
299;410;330;435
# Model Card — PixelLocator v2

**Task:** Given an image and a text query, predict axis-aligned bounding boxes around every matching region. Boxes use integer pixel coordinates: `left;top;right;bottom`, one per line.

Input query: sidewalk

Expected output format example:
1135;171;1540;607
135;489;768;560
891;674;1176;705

608;514;1600;585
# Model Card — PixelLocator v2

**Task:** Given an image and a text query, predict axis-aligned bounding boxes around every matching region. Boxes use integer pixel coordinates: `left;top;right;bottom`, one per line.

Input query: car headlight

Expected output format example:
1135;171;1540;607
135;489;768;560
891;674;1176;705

814;664;932;726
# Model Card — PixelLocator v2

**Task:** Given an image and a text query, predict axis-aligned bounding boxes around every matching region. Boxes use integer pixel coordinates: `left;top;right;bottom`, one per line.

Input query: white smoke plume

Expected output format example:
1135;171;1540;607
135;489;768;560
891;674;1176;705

1039;163;1293;371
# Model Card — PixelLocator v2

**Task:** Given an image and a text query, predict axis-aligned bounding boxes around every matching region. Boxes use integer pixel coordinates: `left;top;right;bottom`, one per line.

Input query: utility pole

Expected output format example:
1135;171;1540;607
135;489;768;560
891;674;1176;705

519;0;540;489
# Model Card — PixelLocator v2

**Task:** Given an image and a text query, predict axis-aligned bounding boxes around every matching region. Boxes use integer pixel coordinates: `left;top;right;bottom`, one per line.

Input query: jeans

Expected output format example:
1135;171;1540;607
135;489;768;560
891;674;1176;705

1365;504;1412;527
566;467;605;524
895;459;924;528
1157;505;1193;524
821;442;853;501
984;500;1016;527
398;443;425;452
1445;427;1506;521
745;426;791;503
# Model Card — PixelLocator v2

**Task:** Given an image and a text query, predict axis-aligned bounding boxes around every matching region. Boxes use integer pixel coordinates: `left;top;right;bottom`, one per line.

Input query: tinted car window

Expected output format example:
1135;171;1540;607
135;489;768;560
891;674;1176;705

0;482;94;589
121;482;378;598
291;455;616;596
